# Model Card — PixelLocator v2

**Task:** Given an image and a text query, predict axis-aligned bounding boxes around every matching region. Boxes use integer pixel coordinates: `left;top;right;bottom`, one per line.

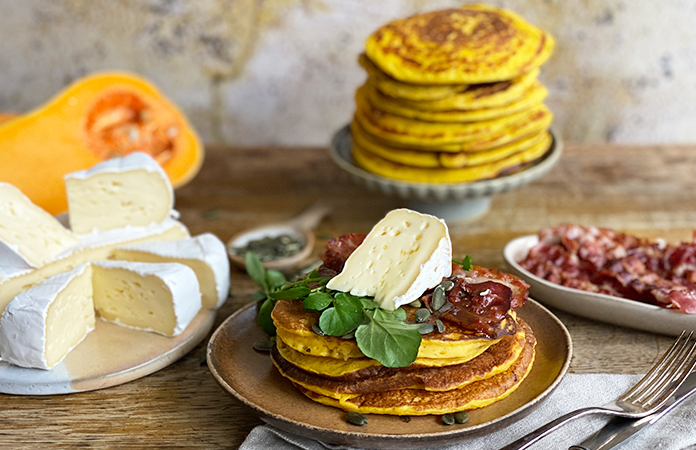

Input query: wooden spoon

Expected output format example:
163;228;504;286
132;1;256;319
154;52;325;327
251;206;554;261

227;203;331;272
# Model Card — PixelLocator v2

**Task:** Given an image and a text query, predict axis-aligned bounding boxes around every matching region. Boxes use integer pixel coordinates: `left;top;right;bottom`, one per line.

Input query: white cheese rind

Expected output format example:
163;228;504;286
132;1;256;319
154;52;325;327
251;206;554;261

326;208;452;310
65;152;175;234
113;233;230;308
0;265;94;370
0;182;79;268
0;219;190;319
92;261;202;336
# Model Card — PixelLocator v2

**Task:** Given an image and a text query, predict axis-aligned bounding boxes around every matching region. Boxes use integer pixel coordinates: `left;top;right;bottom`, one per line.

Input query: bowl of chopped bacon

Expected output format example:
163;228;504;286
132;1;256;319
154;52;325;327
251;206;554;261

503;224;696;336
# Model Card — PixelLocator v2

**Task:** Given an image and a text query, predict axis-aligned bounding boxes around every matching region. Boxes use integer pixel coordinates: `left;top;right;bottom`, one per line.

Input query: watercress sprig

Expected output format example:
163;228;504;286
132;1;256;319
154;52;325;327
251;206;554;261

245;252;286;336
245;253;422;367
453;255;473;270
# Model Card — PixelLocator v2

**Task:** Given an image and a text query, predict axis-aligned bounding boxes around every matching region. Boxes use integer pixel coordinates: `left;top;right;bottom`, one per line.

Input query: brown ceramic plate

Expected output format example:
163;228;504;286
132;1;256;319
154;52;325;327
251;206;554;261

207;299;572;449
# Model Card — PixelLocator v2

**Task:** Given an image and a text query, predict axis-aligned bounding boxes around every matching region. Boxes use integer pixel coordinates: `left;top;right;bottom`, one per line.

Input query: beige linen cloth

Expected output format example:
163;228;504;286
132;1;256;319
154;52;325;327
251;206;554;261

240;373;696;450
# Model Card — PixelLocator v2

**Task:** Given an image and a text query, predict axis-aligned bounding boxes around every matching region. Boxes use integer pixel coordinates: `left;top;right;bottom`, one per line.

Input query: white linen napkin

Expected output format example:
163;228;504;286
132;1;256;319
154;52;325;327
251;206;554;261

239;373;696;450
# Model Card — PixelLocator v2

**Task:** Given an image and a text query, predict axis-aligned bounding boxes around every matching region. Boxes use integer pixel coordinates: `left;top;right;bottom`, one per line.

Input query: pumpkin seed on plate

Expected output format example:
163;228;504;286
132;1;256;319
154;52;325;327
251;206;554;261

346;412;368;426
252;341;274;352
454;411;469;424
439;280;455;291
432;286;446;310
436;319;445;333
418;323;435;335
415;308;431;323
442;414;455;425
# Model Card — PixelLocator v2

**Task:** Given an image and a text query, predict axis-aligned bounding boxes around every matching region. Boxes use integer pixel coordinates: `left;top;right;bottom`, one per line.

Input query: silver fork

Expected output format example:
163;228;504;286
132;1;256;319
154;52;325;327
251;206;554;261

499;331;696;450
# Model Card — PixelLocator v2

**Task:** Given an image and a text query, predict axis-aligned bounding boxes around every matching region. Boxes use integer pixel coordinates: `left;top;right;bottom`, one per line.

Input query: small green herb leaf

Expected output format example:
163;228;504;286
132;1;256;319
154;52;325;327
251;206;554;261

360;298;380;310
392;307;407;321
251;291;267;302
257;298;276;336
245;252;268;292
269;286;311;300
265;269;286;291
319;293;364;336
453;255;473;270
303;291;334;311
355;308;421;367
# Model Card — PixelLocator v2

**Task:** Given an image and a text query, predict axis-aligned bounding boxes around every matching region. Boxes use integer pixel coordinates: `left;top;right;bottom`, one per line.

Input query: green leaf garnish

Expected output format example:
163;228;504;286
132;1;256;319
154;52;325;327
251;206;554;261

453;255;473;270
246;252;269;292
360;298;380;310
303;291;333;311
355;308;422;368
265;269;286;291
269;286;311;300
257;298;277;336
319;293;364;336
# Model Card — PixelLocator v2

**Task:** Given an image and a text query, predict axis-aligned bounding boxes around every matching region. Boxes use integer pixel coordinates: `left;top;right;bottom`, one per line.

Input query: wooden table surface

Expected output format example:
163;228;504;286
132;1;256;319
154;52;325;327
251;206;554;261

3;143;696;448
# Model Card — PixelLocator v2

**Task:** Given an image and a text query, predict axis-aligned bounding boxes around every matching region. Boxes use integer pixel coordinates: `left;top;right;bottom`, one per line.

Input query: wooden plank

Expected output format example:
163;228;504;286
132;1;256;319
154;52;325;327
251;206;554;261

2;143;693;447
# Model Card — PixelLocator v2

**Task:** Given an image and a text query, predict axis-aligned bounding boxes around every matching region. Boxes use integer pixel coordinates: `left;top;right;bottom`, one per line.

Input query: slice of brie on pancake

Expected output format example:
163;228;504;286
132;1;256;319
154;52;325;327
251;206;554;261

326;209;451;310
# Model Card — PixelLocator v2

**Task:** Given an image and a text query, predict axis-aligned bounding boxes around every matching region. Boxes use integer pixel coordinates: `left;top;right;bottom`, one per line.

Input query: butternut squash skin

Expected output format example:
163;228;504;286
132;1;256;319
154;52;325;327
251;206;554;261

0;113;18;125
0;73;203;214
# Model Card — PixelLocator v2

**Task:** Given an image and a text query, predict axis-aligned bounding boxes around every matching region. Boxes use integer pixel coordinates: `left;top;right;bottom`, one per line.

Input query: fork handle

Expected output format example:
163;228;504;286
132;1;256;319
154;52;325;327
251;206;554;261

499;407;606;450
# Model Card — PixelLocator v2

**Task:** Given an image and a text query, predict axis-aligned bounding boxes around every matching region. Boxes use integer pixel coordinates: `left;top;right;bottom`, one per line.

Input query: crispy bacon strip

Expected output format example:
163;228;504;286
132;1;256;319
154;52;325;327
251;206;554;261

319;233;366;276
522;225;696;314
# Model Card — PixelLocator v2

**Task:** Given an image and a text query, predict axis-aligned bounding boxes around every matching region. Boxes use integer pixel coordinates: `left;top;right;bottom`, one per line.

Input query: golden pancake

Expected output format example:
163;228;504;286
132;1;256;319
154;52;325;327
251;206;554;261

293;322;536;415
354;97;552;151
359;54;469;101
351;121;548;169
392;69;539;112
276;338;499;378
439;131;550;169
361;81;547;123
272;320;526;392
272;300;514;361
353;132;552;183
365;5;554;84
351;121;440;168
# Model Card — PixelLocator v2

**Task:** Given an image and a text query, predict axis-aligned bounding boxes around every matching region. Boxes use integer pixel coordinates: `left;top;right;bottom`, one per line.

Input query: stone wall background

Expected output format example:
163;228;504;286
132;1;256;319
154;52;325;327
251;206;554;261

1;0;695;147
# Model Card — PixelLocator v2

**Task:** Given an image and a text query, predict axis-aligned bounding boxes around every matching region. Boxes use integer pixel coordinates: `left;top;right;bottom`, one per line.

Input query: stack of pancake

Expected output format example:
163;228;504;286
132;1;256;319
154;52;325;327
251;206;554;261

351;4;555;183
270;300;536;415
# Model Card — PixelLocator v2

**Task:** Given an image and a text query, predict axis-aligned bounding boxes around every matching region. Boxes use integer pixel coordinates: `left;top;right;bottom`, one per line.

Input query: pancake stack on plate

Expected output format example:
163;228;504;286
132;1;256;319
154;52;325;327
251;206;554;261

270;298;536;416
352;4;555;183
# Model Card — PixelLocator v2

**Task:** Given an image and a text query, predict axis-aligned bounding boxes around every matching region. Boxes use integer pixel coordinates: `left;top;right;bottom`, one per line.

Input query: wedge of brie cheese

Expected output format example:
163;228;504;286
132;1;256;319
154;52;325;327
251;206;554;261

92;261;202;336
0;218;190;319
113;233;230;309
326;209;452;310
0;182;79;268
0;264;94;370
65;152;175;234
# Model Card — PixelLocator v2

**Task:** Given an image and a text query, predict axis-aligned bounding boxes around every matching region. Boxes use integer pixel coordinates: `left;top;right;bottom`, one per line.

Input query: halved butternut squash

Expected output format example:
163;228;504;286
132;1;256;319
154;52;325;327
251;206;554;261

0;73;203;214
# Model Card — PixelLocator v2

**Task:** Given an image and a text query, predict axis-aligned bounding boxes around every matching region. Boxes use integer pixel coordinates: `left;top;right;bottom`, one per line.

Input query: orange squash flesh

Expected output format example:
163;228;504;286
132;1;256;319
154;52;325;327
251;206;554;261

0;72;203;215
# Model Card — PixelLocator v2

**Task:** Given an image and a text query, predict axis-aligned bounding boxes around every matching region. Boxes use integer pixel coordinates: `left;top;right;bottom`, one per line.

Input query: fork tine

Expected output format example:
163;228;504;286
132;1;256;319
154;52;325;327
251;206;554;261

627;331;693;402
620;331;689;401
639;336;696;407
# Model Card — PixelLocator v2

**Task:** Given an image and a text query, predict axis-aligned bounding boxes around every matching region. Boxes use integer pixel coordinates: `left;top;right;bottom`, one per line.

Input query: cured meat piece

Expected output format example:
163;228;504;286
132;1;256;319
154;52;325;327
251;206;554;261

522;225;696;314
319;233;366;275
317;235;528;335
